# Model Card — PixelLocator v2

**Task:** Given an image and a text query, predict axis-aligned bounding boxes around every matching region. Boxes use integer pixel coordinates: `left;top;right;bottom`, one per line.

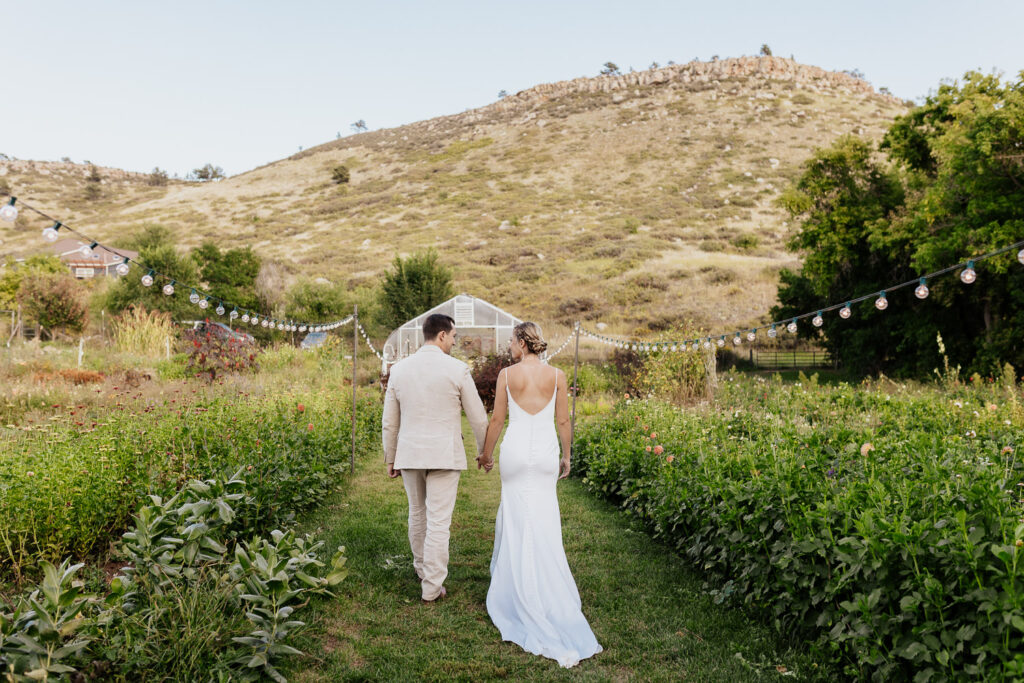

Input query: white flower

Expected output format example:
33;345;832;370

953;401;963;408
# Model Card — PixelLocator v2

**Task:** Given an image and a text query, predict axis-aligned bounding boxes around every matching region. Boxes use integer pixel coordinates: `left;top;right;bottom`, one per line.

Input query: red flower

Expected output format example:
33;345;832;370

297;403;305;413
308;423;314;431
653;445;664;455
666;455;675;463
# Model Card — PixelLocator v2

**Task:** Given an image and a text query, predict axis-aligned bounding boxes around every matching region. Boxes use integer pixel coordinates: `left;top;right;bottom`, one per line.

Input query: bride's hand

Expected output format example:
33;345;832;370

558;457;571;480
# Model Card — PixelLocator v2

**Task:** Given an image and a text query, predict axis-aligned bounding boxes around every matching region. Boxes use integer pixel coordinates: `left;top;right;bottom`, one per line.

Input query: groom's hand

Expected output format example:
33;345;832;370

386;463;401;479
476;454;494;473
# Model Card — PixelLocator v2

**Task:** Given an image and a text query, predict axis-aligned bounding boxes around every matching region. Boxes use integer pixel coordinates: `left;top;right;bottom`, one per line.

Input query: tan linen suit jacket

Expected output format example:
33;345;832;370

381;344;488;470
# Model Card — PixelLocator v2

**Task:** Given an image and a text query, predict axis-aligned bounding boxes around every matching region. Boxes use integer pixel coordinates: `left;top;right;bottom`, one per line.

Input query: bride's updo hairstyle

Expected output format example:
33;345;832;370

513;322;548;355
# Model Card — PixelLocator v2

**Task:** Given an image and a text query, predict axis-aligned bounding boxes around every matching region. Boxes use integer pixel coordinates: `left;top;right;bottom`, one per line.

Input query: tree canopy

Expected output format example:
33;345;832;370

774;70;1024;377
377;249;454;330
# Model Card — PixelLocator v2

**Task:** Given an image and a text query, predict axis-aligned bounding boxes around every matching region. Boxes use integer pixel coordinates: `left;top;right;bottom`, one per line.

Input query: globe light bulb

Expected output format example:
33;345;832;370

241;313;250;324
42;222;61;242
631;344;637;351
1018;248;1024;266
767;325;777;339
787;320;798;334
142;271;155;287
702;340;712;350
277;322;284;330
115;258;131;276
812;312;823;327
960;261;976;284
839;303;852;319
163;282;175;296
261;320;269;328
79;242;97;257
230;308;239;320
733;334;742;345
198;297;209;310
747;330;756;342
915;278;929;299
875;292;888;310
189;289;200;305
671;344;678;352
251;315;259;325
0;197;17;222
714;337;723;348
299;325;307;332
215;303;225;316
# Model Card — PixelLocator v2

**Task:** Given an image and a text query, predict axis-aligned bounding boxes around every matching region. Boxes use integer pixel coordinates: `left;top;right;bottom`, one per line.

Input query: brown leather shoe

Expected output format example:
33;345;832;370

422;586;447;603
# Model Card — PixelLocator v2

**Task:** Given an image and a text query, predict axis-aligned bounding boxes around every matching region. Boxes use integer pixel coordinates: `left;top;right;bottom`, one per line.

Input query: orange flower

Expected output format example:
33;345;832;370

297;403;305;413
650;432;657;439
653;445;664;455
645;446;652;452
666;455;675;463
308;423;314;431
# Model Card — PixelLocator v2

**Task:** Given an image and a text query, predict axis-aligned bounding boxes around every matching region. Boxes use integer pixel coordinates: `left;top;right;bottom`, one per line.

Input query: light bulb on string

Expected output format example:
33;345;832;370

229;307;239;321
163;281;176;296
875;291;888;310
79;242;98;257
787;320;798;334
261;320;269;328
189;289;200;305
115;258;130;276
299;325;307;332
241;312;250;324
732;334;742;346
767;325;778;339
839;303;852;319
915;278;929;299
702;339;712;350
747;330;756;342
0;197;17;222
960;261;976;284
215;303;225;316
142;270;155;287
42;222;62;242
812;312;823;327
198;297;209;310
671;344;678;352
1018;248;1024;266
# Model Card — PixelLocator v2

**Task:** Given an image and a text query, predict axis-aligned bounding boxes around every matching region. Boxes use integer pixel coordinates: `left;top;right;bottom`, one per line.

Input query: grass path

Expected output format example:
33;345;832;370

284;420;831;682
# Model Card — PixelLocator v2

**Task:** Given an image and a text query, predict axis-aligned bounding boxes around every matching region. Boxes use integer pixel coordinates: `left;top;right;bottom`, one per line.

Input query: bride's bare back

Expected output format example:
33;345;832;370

505;362;558;415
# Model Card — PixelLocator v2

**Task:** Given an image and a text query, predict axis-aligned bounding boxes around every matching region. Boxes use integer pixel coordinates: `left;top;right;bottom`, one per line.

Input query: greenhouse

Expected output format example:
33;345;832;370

382;294;522;365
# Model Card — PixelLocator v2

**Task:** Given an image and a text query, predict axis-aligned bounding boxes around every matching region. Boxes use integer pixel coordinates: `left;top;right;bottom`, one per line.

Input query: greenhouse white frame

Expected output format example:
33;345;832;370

382;293;523;365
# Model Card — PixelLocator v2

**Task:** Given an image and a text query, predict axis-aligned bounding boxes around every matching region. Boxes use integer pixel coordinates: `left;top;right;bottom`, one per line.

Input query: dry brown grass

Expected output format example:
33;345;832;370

0;61;907;338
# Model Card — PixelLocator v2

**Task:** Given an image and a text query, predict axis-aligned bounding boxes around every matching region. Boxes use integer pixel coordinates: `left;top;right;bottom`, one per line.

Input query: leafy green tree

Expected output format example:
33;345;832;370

0;255;65;308
18;272;89;337
286;279;350;323
191;242;261;311
106;229;201;321
600;62;621;76
189;164;225;181
775;71;1024;377
377;249;454;330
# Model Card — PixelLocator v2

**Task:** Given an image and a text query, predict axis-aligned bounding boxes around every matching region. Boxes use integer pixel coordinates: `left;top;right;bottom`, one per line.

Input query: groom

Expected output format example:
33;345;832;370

381;313;489;602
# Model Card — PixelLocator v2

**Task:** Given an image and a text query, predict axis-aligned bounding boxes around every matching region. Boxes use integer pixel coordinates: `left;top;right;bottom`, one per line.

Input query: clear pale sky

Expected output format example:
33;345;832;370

4;0;1022;177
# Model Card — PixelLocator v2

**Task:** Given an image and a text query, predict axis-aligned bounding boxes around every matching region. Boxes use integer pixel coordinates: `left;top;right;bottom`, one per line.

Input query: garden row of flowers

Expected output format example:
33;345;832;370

574;374;1024;681
1;389;382;681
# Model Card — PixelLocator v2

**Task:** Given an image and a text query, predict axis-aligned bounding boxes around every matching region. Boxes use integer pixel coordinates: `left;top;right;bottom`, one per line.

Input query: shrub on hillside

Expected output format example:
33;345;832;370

377;249;454;330
331;165;350;184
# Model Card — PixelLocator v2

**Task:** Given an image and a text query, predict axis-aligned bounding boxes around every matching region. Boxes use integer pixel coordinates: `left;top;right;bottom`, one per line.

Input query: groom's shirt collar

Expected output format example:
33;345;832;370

418;344;444;354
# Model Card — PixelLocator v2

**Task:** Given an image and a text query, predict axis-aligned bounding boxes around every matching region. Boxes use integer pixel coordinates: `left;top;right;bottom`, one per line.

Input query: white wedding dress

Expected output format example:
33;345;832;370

486;374;602;668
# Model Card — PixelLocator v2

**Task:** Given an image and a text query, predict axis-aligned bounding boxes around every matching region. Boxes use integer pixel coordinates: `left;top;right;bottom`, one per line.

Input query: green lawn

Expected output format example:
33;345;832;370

284;419;833;682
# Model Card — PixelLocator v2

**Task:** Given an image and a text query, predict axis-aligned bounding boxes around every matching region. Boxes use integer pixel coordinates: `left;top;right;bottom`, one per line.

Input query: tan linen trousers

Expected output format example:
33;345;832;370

400;468;461;600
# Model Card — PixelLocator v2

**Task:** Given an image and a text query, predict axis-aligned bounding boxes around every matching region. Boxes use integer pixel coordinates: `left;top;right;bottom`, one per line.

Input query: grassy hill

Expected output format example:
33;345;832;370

0;56;908;337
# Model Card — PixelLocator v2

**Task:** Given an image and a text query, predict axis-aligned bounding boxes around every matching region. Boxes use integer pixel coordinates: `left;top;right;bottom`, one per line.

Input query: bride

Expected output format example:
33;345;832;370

476;322;602;668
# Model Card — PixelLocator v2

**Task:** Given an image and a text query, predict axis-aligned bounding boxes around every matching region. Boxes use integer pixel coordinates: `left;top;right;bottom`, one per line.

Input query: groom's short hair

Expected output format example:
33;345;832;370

423;314;455;341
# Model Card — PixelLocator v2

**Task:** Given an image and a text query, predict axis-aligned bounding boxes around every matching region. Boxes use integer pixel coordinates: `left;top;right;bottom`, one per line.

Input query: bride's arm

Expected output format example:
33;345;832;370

479;368;508;469
554;370;572;479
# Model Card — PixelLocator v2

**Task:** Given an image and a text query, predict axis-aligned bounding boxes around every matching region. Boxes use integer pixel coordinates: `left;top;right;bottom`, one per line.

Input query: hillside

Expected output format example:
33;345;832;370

0;56;908;336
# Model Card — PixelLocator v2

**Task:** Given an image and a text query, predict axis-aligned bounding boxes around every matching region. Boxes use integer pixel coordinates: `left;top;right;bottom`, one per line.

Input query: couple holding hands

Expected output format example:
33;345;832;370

381;314;601;668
